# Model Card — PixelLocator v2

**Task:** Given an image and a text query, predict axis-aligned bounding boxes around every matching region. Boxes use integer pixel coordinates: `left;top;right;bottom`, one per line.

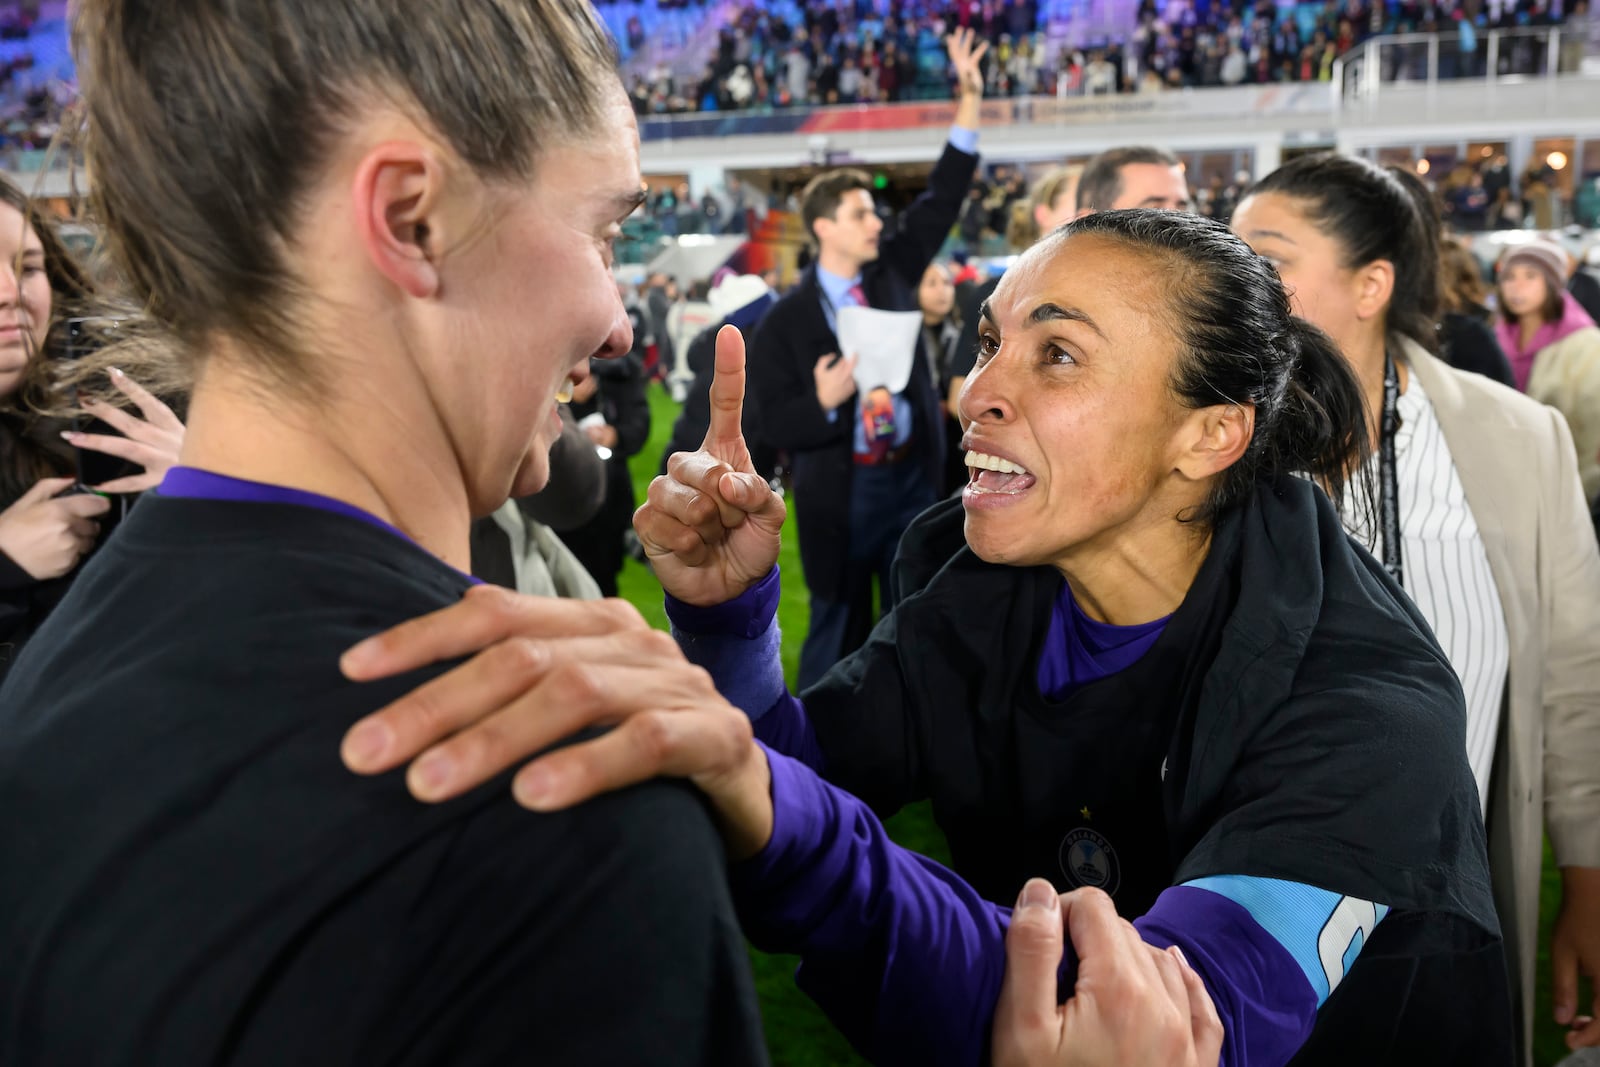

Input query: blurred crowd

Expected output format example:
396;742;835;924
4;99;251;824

628;0;1589;115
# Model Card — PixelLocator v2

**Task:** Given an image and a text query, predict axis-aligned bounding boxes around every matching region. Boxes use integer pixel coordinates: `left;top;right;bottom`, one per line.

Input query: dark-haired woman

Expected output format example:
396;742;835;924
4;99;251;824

355;210;1509;1066
1437;235;1515;388
0;175;183;678
1233;152;1600;1063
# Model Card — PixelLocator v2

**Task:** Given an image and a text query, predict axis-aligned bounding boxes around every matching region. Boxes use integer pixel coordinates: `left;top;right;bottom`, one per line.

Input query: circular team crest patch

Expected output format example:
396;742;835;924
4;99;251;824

1058;827;1121;896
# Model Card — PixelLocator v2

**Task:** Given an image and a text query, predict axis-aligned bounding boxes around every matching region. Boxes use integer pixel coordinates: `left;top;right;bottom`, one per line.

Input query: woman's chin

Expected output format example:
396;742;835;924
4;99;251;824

507;449;551;503
962;516;1027;567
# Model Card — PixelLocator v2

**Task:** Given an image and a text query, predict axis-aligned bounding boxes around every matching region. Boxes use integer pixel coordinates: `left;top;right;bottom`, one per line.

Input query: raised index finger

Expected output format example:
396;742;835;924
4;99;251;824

703;324;746;447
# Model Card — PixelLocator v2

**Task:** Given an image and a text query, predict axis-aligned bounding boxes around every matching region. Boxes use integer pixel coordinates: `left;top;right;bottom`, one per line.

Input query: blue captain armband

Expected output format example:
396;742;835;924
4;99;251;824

1183;875;1390;1005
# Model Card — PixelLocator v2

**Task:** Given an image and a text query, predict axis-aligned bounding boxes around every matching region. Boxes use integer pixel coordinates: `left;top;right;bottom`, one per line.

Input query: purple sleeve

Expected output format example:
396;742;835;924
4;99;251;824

1135;885;1321;1067
667;567;827;772
732;746;1024;1067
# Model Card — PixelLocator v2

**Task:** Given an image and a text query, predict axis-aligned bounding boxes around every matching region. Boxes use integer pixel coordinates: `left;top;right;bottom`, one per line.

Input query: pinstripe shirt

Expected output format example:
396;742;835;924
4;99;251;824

1344;372;1510;811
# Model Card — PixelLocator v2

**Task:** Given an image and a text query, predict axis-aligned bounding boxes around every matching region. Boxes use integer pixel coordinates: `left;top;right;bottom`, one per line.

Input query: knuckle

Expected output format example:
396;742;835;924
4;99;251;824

495;636;547;678
686;663;716;694
600;597;645;631
721;709;753;750
686;492;716;525
479;584;526;625
553;661;604;706
672;528;703;556
630;710;675;763
403;686;452;738
453;719;506;771
639;629;679;659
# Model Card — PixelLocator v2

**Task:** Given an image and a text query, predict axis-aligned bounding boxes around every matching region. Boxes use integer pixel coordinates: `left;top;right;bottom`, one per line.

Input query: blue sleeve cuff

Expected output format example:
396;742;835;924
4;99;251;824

947;126;980;155
664;565;780;638
1182;875;1388;1006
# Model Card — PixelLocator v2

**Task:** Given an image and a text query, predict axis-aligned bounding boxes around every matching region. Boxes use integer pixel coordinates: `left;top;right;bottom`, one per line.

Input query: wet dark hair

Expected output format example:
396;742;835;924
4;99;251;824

1057;209;1374;525
1244;151;1442;353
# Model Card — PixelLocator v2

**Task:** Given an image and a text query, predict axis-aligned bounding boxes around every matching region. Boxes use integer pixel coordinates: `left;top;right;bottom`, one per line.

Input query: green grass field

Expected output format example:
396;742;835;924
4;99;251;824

618;384;1576;1067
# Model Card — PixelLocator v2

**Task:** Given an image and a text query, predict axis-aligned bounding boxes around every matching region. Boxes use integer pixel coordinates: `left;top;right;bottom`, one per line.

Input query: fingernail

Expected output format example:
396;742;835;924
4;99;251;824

410;751;452;798
1170;945;1189;967
514;765;560;809
343;721;391;768
109;367;124;378
341;638;379;675
1017;879;1056;912
59;430;77;441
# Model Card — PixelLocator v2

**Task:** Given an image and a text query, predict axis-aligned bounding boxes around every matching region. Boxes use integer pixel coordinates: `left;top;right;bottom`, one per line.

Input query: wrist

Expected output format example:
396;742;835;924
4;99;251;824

701;740;773;861
1560;866;1600;904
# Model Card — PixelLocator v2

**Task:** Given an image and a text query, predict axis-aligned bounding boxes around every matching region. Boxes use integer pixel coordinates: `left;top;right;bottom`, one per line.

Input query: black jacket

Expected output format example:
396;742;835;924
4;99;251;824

1570;268;1600;327
748;140;977;600
819;476;1510;1065
1439;310;1516;389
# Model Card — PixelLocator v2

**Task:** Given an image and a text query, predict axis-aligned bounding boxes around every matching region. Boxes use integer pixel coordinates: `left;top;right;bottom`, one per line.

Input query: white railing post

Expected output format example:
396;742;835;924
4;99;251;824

1366;38;1380;115
1427;35;1439;116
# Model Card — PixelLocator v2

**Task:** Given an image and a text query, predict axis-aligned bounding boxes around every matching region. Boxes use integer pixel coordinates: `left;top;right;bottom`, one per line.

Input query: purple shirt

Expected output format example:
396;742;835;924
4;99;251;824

673;568;1379;1067
1035;580;1170;702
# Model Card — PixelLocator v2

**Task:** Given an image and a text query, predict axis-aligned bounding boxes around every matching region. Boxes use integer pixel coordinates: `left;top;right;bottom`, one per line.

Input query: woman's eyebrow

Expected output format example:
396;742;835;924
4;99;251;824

1025;302;1106;341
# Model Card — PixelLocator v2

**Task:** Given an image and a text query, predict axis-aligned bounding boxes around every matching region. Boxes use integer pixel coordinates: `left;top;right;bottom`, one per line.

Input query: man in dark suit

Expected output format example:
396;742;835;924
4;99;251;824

749;28;988;690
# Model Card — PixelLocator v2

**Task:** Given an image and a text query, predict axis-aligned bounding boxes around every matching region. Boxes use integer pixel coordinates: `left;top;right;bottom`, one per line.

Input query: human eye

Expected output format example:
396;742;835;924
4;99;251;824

1043;343;1076;366
975;330;1000;365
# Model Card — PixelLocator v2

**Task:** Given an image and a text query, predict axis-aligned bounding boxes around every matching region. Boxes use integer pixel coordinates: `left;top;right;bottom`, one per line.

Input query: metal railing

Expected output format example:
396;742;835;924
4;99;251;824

1333;25;1593;117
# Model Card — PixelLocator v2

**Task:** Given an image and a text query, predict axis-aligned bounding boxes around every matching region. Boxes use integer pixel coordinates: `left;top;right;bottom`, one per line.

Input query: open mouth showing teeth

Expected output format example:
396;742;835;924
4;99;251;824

965;451;1036;494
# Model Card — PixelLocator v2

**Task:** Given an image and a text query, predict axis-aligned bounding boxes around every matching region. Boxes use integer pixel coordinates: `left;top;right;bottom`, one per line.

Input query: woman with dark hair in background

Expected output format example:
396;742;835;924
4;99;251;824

916;260;966;495
1233;152;1600;1064
1495;237;1600;502
0;174;184;678
353;209;1510;1066
1437;234;1514;387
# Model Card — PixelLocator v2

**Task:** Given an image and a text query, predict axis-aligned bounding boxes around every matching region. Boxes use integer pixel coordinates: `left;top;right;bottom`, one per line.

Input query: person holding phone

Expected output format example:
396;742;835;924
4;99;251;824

0;175;184;678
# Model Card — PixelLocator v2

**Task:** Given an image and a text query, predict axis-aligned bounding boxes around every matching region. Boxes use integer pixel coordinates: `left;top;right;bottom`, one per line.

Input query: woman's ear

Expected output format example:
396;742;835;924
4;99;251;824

352;142;443;300
1175;402;1254;483
1353;258;1396;324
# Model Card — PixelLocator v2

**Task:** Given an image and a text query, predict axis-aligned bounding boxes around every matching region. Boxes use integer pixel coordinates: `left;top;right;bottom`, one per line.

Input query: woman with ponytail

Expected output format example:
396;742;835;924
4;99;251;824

1234;151;1600;1064
358;209;1509;1066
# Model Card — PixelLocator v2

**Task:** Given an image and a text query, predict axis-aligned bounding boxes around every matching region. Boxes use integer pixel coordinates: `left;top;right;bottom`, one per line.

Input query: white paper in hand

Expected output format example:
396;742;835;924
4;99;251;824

837;306;923;395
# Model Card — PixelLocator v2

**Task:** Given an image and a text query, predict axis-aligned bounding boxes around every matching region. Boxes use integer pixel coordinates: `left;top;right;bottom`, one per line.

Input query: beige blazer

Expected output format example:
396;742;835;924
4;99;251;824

1405;339;1600;1063
1525;324;1600;502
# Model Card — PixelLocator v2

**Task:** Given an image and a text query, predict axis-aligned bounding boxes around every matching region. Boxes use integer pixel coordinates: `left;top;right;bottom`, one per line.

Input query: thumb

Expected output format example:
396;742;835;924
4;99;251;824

718;471;784;522
19;476;77;505
999;878;1066;1030
1553;930;1580;1026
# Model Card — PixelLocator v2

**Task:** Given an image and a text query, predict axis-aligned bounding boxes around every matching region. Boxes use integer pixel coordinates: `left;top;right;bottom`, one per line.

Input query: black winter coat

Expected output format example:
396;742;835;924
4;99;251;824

815;475;1513;1065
